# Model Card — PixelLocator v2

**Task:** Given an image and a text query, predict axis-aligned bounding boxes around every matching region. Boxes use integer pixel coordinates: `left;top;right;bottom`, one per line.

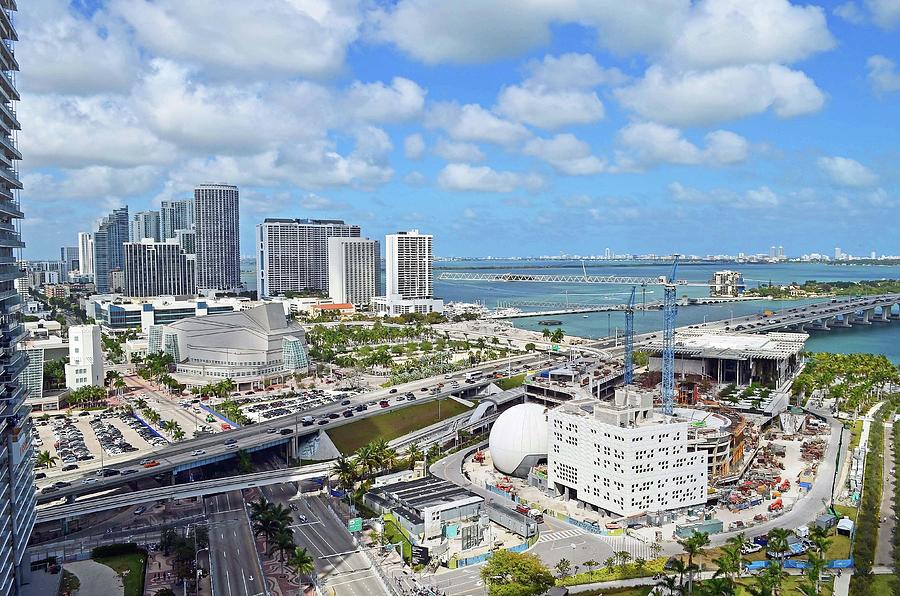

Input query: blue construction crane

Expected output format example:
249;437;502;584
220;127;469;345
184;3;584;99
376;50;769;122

624;285;636;385
662;255;680;415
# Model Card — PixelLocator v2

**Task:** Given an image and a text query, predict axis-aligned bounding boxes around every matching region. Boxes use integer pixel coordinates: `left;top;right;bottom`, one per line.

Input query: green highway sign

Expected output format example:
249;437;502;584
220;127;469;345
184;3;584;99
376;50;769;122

348;517;362;532
552;344;560;351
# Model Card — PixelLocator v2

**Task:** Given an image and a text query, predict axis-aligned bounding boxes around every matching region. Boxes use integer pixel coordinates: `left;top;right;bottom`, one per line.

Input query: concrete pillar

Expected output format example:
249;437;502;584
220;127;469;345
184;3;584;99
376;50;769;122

875;306;890;322
890;303;900;320
832;314;851;327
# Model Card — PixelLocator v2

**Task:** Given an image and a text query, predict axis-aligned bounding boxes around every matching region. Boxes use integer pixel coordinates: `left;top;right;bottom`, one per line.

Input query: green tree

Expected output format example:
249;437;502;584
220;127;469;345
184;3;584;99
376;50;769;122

678;531;710;596
287;546;315;586
236;449;254;474
555;558;571;578
35;450;58;469
480;550;554;596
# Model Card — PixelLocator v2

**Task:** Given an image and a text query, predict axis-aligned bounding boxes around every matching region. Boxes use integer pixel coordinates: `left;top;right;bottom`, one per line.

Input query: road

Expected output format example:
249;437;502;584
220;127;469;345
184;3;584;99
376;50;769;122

260;485;384;596
36;349;563;503
876;419;895;566
207;491;267;596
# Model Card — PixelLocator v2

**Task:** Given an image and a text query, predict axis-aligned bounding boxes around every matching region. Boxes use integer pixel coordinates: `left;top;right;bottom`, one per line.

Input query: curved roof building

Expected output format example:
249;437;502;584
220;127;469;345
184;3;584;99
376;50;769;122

489;403;549;477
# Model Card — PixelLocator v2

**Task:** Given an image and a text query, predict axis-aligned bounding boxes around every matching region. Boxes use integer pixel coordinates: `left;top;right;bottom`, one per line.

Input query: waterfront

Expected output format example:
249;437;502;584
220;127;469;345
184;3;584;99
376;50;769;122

242;258;900;362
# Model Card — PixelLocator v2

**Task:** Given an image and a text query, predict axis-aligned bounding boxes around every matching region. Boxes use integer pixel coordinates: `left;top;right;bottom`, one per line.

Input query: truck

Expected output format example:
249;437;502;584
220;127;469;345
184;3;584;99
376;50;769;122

515;504;544;523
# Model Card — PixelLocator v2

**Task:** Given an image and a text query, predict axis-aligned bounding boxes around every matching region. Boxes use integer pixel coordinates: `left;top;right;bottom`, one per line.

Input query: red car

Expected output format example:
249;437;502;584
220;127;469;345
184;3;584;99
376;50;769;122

143;460;160;469
379;400;390;408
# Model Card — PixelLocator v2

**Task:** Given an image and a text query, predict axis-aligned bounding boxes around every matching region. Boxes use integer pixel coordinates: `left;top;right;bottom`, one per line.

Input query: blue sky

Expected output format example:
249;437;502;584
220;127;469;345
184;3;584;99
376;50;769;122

14;0;900;259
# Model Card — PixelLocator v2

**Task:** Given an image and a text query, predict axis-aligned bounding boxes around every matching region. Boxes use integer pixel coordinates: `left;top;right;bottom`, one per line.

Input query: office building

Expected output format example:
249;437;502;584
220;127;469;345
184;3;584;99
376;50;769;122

85;296;244;334
256;218;360;298
777;246;785;259
21;334;68;412
93;206;129;293
123;240;196;297
709;270;745;297
327;237;380;307
64;325;104;390
176;228;196;255
373;229;443;315
130;210;160;242
77;232;94;278
160;199;194;241
834;247;842;260
547;389;708;517
769;246;776;258
195;184;240;294
153;303;309;389
59;246;78;278
0;6;36;590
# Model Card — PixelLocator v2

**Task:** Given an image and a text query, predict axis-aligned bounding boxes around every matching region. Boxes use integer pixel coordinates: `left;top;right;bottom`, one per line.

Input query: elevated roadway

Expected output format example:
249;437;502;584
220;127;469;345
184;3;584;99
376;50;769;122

35;462;333;523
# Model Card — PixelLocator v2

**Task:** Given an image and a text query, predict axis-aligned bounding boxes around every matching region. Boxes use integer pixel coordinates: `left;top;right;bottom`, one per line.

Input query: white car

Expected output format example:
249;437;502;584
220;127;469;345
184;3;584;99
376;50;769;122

742;542;763;554
81;478;97;485
191;449;206;456
225;443;239;450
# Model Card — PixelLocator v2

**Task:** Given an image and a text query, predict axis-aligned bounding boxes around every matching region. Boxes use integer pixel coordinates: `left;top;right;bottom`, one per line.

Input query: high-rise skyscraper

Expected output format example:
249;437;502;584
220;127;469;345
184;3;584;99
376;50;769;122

93;206;129;293
59;246;79;278
160;199;194;241
373;229;443;315
130;210;160;242
777;246;784;259
834;247;842;260
124;240;196;297
328;237;380;307
0;4;37;591
386;229;433;299
769;246;776;258
194;184;240;294
255;218;360;298
77;232;94;278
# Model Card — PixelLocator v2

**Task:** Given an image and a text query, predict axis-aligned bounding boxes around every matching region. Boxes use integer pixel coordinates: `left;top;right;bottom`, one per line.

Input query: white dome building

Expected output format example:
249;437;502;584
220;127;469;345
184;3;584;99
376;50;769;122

489;403;549;477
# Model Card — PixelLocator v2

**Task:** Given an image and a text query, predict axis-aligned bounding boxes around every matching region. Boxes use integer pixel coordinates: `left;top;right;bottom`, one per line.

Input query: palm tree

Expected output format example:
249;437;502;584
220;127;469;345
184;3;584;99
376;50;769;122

766;528;792;565
113;376;126;397
35;450;57;469
274;528;295;564
355;443;381;476
172;428;185;441
252;515;281;553
604;556;616;575
679;531;710;596
699;577;736;596
406;443;423;469
615;550;632;573
249;498;272;523
287;546;315;587
656;574;682;596
333;456;359;491
668;558;692;594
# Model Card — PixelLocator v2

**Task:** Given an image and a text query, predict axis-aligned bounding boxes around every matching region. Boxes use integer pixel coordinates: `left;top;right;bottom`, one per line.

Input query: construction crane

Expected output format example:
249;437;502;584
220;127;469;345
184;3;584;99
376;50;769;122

661;256;680;415
623;286;636;385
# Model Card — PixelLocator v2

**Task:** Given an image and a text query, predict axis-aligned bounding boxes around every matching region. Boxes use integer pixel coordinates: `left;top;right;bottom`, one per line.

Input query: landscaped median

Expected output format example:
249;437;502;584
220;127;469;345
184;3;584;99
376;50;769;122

556;557;666;587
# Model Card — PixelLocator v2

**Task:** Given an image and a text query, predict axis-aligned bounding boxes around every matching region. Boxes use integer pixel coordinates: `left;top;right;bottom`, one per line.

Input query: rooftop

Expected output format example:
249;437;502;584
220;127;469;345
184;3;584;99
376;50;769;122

645;329;808;360
369;475;482;512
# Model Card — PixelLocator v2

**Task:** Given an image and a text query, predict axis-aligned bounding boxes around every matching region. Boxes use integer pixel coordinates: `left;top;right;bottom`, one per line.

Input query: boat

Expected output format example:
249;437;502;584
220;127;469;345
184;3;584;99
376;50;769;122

538;319;562;326
582;314;589;318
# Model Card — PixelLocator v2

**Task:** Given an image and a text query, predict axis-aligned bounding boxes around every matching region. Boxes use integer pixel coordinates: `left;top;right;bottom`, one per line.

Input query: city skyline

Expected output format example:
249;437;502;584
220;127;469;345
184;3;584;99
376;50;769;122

13;1;900;260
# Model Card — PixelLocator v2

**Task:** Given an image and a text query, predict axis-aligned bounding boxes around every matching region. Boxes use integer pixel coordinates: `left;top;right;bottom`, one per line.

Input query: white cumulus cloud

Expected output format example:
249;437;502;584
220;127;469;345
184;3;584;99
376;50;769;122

615;123;749;170
866;55;900;93
426;103;531;145
404;134;426;160
522;134;607;175
437;163;543;193
433;139;486;163
818;156;879;187
496;86;605;129
615;64;825;127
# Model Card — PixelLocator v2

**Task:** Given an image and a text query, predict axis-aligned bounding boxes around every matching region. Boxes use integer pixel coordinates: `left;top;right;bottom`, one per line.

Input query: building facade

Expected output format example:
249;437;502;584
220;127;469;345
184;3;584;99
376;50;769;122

152;303;309;388
256;218;360;298
375;229;442;315
93;206;129;293
85;296;243;334
130;210;160;242
77;232;94;278
547;390;708;517
123;240;196;297
327;237;380;307
59;246;79;279
64;325;104;390
194;184;240;294
160;199;194;241
709;270;745;297
0;5;37;590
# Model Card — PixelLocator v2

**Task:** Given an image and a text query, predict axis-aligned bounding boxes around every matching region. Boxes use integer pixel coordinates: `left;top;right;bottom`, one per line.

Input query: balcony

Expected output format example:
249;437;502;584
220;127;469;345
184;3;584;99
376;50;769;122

0;164;19;189
0;351;25;381
0;100;18;131
0;9;15;44
0;70;17;103
0;133;19;160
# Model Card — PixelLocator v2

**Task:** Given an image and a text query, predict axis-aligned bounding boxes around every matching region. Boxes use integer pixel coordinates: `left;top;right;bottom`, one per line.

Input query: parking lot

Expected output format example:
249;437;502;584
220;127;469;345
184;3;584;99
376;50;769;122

32;411;167;489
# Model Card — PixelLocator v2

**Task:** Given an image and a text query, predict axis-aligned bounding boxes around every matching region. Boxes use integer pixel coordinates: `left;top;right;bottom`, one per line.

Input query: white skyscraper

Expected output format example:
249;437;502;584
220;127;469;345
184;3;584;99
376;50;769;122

373;230;443;316
194;184;241;294
160;199;194;241
130;210;161;242
386;229;433;299
123;240;196;297
834;247;842;260
78;232;94;278
328;237;380;307
64;325;104;390
256;218;360;298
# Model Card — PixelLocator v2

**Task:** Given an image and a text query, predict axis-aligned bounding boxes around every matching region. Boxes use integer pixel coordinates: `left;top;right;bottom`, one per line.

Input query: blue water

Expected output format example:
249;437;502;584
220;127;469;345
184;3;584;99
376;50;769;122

433;260;900;363
241;258;900;363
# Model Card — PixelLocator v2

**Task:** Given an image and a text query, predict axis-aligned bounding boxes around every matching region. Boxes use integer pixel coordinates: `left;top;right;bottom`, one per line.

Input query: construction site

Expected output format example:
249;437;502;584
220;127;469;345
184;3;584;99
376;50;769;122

450;257;831;543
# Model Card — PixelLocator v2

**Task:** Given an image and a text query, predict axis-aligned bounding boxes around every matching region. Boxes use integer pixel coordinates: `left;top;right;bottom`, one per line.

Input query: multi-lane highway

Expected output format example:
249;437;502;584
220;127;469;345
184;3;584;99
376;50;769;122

259;485;385;596
207;491;267;596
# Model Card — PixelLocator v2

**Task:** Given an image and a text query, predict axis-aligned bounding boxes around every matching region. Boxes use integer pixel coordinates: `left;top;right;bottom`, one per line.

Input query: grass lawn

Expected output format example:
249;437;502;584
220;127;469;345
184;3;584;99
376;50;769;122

866;574;900;595
576;587;652;596
328;398;471;454
496;374;526;390
833;504;858;523
382;514;412;561
733;576;833;596
94;553;147;596
848;420;864;451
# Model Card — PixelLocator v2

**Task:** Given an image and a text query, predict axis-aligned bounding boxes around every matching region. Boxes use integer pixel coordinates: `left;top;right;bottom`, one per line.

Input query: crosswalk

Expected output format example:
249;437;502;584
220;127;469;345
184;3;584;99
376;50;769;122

536;529;583;544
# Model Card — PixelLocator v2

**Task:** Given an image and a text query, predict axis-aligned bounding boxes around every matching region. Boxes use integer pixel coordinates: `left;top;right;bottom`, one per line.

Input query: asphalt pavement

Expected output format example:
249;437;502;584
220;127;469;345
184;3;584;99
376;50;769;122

261;485;385;595
207;491;267;596
876;420;895;566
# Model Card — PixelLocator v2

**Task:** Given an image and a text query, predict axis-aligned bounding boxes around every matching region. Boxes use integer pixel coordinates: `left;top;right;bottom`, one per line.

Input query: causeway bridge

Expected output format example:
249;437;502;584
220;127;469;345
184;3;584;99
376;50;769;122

702;294;900;334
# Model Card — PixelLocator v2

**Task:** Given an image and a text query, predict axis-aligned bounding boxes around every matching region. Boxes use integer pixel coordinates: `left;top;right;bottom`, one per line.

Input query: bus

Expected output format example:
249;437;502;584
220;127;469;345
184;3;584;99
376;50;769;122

465;370;484;383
